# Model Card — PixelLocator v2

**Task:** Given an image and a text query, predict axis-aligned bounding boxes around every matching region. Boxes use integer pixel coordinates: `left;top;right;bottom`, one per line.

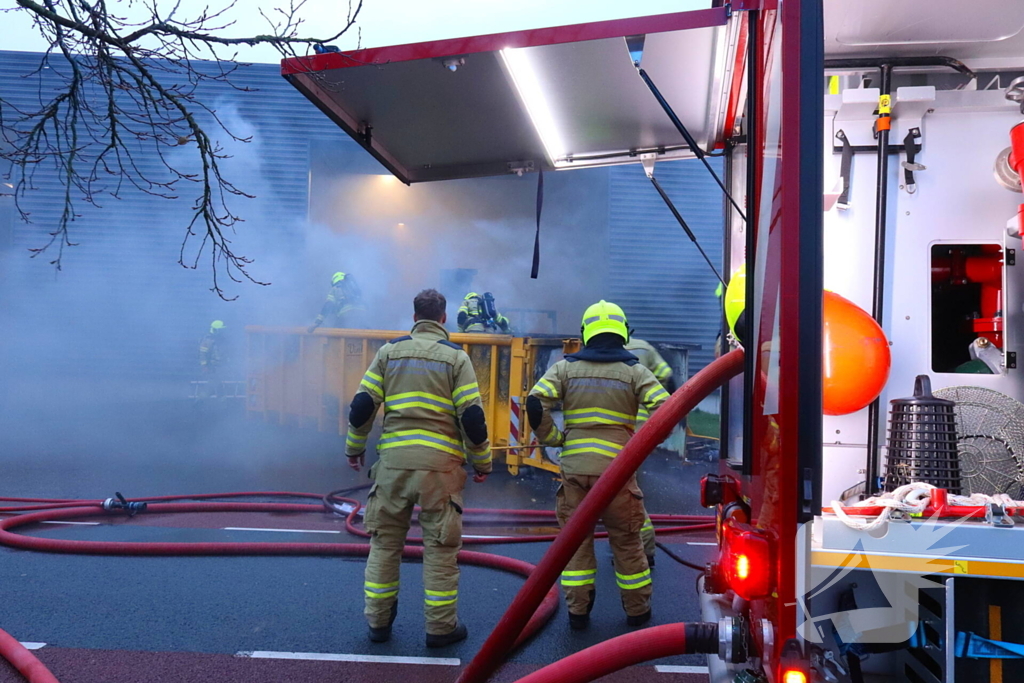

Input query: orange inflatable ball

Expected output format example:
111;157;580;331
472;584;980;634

823;291;891;416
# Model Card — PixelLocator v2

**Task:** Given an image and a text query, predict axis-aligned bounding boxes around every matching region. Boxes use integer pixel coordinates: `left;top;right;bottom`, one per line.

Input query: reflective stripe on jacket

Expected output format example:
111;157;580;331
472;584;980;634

529;357;668;475
624;338;672;382
346;319;491;473
457;296;510;333
625;338;672;426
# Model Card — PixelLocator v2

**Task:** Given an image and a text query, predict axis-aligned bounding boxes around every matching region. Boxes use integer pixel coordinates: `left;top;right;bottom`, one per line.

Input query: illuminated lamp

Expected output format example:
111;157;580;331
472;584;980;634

720;521;772;600
782;670;807;683
500;47;566;164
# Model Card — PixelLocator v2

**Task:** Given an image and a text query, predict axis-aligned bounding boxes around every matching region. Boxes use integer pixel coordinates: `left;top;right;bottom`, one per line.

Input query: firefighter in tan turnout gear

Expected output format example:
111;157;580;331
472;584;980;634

345;289;491;647
528;300;670;629
624;336;676;564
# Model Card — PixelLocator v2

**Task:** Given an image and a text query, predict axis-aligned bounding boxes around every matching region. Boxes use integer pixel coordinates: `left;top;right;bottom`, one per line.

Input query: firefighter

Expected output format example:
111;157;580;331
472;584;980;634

457;292;511;333
623;335;677;565
528;300;670;629
345;288;491;647
198;320;226;398
308;271;363;333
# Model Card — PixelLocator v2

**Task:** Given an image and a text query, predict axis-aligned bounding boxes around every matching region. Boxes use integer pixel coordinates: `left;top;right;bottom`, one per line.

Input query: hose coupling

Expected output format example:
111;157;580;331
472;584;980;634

718;616;750;663
102;492;148;517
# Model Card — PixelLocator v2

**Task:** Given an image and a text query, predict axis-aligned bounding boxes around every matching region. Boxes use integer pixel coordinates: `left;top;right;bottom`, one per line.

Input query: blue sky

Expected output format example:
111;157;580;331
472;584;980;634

1;0;710;63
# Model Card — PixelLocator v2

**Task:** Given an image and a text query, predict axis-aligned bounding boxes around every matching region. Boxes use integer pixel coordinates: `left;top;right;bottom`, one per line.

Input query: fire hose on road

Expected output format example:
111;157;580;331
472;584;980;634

460;349;745;683
0;349;742;683
509;622;719;683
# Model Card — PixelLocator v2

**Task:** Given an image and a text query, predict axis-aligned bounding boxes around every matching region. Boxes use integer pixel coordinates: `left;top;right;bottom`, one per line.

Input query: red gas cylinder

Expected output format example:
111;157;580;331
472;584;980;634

823;291;891;416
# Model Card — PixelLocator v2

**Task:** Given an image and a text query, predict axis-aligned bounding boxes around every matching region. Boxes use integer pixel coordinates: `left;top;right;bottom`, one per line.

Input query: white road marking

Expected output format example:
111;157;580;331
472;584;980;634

40;521;100;526
655;664;710;674
19;643;46;650
222;527;341;534
686;542;718;546
237;651;460;665
463;535;512;539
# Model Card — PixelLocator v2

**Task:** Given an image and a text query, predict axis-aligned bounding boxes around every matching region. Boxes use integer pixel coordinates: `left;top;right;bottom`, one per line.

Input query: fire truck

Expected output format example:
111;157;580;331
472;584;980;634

281;1;1024;681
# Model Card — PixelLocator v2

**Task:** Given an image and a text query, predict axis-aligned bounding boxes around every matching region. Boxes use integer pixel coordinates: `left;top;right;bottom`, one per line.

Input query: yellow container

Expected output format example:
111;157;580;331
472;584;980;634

245;327;578;474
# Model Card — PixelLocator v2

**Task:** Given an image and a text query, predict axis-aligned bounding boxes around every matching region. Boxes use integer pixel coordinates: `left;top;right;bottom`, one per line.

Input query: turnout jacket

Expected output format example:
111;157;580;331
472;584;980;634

346;320;492;474
528;341;669;476
313;279;362;328
198;333;222;368
624;338;672;383
457;295;510;333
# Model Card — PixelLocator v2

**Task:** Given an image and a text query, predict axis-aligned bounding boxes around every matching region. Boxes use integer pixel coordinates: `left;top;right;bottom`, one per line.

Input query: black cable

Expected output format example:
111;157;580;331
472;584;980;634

322;484;374;515
656;541;705;571
648;175;726;286
635;67;747;222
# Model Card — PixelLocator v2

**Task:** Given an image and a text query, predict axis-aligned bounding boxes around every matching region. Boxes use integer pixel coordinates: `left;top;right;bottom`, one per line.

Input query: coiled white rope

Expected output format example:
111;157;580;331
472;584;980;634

830;483;1024;531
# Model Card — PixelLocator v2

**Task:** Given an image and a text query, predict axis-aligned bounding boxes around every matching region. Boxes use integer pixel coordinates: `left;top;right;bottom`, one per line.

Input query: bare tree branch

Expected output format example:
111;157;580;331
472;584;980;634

1;0;363;299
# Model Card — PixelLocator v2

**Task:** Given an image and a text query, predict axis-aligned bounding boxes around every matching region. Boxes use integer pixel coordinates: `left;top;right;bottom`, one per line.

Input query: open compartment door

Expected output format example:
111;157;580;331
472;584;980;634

281;7;743;182
742;0;824;675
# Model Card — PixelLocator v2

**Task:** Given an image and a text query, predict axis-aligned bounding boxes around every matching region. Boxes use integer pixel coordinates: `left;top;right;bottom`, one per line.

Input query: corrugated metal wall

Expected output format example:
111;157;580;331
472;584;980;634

608;159;725;377
0;51;347;380
1;49;724;385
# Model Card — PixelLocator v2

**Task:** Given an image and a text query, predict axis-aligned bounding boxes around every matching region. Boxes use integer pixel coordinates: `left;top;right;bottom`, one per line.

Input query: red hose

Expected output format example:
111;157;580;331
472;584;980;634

511;623;693;683
456;349;745;683
0;628;58;683
0;399;724;683
0;502;559;653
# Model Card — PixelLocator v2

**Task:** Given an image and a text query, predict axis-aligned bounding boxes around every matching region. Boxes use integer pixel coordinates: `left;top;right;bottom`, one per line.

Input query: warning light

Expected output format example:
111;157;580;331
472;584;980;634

782;670;807;683
721;521;772;600
735;554;751;581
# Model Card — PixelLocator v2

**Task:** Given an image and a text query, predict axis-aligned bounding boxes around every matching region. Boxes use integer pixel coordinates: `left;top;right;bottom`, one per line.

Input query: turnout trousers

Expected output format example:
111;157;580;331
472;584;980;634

362;465;466;635
556;471;652;617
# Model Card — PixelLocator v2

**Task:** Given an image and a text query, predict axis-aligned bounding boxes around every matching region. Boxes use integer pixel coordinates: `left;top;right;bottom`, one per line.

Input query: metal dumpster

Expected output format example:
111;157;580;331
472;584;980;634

246;327;689;473
246;327;544;472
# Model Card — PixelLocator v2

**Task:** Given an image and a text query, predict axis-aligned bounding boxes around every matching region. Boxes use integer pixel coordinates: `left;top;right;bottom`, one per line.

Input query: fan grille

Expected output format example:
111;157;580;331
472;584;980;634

932;386;1024;497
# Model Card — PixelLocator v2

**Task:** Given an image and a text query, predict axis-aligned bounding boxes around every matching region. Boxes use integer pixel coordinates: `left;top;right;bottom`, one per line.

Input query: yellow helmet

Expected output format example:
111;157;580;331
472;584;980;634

210;320;225;334
332;272;346;285
464;292;479;300
581;300;629;344
724;264;746;337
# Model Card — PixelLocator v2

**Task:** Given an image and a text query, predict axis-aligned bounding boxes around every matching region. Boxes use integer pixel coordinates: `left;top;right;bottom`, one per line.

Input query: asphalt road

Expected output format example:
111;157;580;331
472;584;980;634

0;393;719;682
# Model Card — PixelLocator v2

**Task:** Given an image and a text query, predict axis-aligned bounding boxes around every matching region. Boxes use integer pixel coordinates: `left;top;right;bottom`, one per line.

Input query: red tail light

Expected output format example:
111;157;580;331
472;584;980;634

782;671;807;683
721;521;772;600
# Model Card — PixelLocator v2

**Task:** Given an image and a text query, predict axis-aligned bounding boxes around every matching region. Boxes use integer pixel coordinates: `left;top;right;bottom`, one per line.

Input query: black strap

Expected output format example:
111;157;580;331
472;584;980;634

531;169;543;279
902;127;923;194
836;129;852;209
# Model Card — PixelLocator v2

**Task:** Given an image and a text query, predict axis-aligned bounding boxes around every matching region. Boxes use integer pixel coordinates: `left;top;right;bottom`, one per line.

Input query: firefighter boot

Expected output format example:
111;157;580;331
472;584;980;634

426;621;468;648
626;609;652;627
568;589;595;630
368;601;398;643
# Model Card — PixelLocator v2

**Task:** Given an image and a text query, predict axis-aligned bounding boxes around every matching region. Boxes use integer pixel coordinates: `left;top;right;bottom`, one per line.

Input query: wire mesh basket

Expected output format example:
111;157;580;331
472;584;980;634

934;385;1024;497
883;375;962;494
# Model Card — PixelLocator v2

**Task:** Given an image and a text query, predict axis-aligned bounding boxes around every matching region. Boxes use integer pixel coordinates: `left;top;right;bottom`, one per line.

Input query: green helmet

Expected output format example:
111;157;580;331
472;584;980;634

581;300;628;344
210;320;225;334
332;272;346;285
